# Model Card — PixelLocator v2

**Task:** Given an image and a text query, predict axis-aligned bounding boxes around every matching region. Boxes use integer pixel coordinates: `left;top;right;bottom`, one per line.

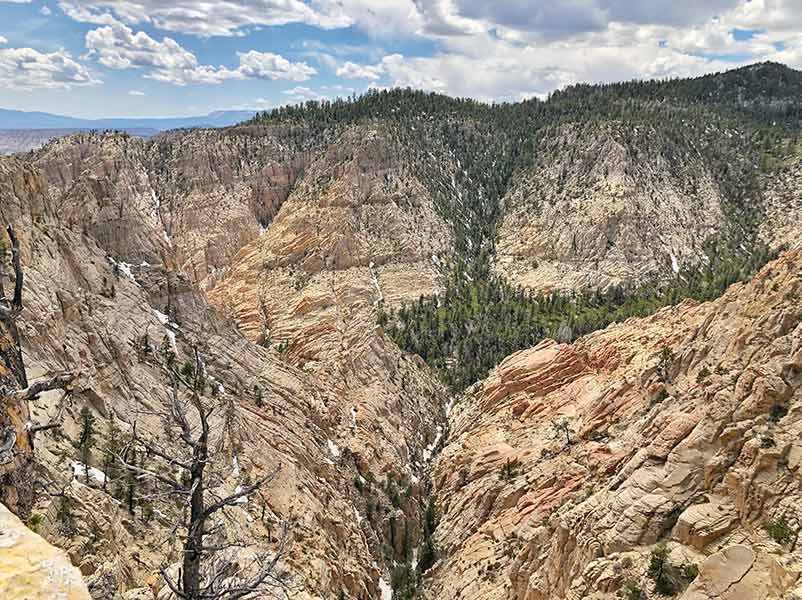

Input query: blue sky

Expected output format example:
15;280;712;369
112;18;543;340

0;0;800;118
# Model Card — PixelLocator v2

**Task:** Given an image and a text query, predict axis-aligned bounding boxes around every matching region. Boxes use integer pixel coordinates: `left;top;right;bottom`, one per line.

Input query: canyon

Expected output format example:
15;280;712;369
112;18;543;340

0;63;801;600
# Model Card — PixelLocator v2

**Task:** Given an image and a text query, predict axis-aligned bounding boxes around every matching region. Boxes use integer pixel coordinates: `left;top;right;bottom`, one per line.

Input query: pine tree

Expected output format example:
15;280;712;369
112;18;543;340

75;407;96;485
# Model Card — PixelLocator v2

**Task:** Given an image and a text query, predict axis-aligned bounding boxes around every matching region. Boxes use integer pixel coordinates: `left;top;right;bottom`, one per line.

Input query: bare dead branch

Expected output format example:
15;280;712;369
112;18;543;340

6;224;22;311
116;444;189;493
201;466;281;520
13;372;75;402
131;423;193;471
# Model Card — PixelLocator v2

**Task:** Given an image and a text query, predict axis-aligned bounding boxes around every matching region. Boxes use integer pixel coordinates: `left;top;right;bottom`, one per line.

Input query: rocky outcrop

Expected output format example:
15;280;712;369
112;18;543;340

425;251;802;600
208;125;452;346
1;132;448;599
0;501;91;599
761;145;802;252
494;122;727;292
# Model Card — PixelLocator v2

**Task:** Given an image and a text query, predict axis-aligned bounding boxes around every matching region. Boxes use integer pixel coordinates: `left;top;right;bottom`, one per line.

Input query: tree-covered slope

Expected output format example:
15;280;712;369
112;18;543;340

248;62;802;390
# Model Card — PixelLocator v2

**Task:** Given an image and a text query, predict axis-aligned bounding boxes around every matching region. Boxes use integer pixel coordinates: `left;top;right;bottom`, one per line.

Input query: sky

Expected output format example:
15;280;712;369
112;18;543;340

0;0;800;118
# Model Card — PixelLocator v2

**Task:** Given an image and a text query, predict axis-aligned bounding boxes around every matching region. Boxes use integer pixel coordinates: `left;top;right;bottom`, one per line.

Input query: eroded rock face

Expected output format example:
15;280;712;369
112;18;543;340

1;131;448;599
761;146;802;253
0;501;91;599
425;251;802;600
494;125;802;296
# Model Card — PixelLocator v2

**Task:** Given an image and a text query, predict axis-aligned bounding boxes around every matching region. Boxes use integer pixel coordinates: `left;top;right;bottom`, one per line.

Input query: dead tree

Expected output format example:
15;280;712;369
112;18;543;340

552;417;573;448
0;224;74;516
119;345;290;600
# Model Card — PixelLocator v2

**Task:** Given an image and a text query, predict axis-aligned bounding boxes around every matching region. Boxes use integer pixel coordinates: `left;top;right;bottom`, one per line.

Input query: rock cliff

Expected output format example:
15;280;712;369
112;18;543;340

425;251;802;600
1;64;801;600
0;501;91;599
0;130;448;599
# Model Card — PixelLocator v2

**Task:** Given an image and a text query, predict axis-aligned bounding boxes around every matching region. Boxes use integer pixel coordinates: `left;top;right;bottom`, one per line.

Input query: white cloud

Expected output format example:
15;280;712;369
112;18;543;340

336;61;383;80
128;89;145;95
237;50;316;81
0;46;99;89
59;0;350;37
283;86;328;102
246;97;273;109
85;21;315;85
40;5;52;15
315;0;802;100
26;0;802;102
0;36;6;45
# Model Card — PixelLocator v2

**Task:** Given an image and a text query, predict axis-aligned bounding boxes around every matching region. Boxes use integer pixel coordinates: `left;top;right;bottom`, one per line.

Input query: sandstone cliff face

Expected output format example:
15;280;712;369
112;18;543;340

494;123;728;293
0;501;91;599
425;251;802;600
208;125;452;345
1;131;448;599
32;126;314;292
761;145;802;253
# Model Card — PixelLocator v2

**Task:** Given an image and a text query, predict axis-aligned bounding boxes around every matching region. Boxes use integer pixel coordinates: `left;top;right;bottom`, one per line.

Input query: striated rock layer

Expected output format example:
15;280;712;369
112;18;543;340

0;126;449;600
425;251;802;600
494;123;800;294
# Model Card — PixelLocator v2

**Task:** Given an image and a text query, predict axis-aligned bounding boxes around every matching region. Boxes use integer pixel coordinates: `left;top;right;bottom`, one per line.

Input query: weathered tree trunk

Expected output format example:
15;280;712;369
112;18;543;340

0;225;31;517
182;413;209;599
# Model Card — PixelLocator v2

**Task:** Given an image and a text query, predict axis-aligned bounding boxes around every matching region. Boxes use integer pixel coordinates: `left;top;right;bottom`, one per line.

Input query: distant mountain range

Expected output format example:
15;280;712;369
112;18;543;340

0;108;258;154
0;109;257;131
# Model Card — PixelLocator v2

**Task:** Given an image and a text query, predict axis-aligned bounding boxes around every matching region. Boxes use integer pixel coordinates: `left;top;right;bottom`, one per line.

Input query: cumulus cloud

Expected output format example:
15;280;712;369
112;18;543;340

58;0;349;37
336;61;383;80
319;0;802;101
0;36;6;45
128;89;145;95
85;21;315;85
0;46;99;89
237;50;316;81
40;5;52;15
283;85;329;102
38;0;802;101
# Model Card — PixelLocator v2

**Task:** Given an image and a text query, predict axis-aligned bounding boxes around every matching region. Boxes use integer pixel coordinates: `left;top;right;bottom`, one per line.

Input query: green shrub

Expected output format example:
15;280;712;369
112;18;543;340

648;543;679;596
769;404;788;422
764;515;794;545
27;513;44;532
500;458;520;481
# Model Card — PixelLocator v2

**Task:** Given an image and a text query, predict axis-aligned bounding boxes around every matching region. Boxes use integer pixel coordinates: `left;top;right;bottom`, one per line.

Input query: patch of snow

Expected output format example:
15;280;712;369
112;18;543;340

107;256;140;286
233;485;248;504
355;506;363;524
153;309;179;352
445;397;456;417
118;261;136;279
368;261;383;306
378;577;393;600
350;406;358;430
422;425;443;463
72;461;106;484
232;456;240;478
327;439;341;458
140;261;150;267
669;251;679;274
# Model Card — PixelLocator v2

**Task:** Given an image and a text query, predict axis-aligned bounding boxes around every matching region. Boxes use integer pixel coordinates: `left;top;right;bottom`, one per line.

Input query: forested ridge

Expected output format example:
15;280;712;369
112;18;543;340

249;62;802;391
